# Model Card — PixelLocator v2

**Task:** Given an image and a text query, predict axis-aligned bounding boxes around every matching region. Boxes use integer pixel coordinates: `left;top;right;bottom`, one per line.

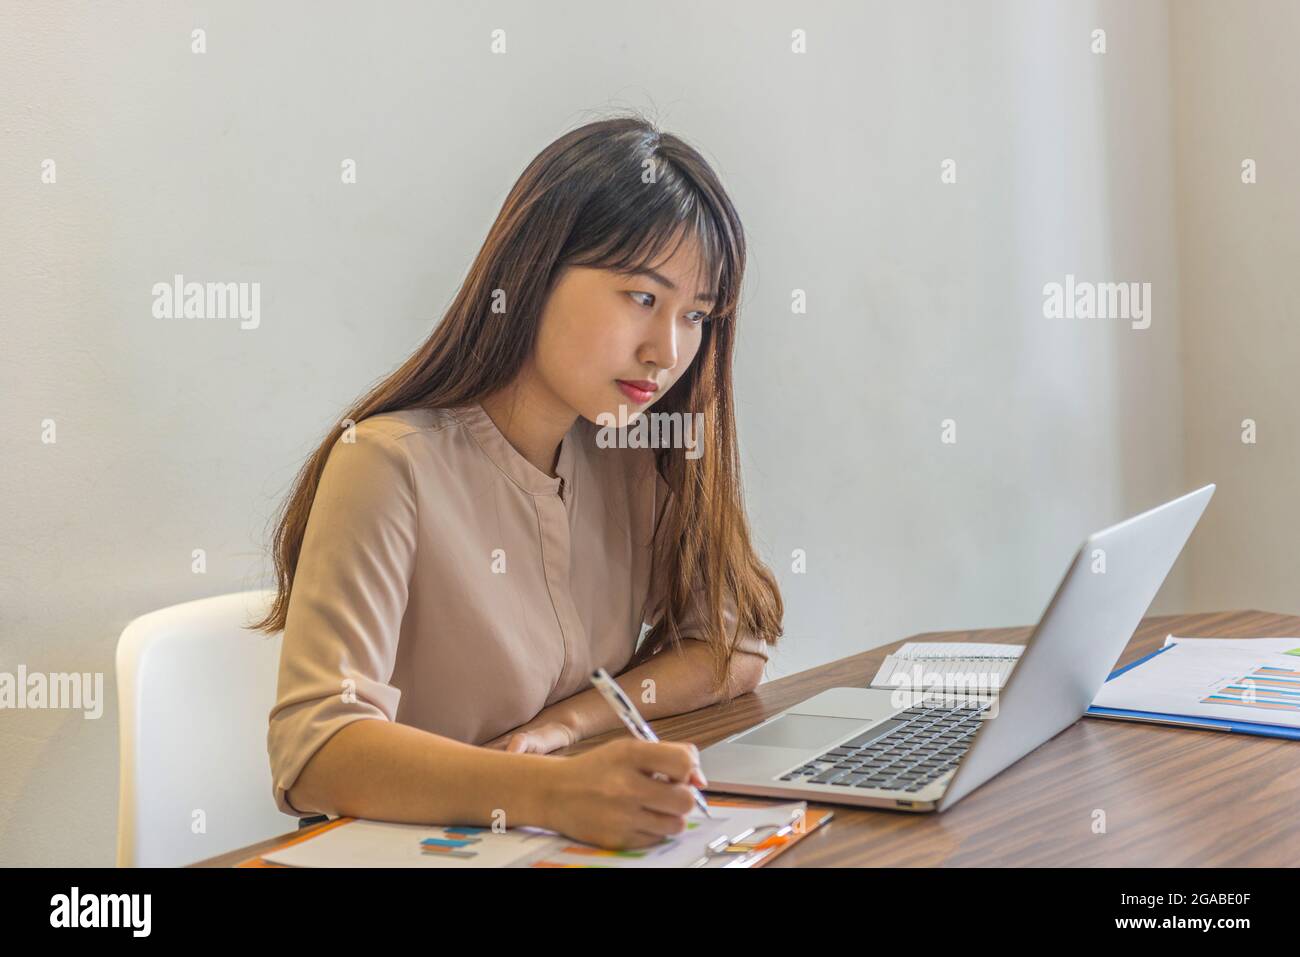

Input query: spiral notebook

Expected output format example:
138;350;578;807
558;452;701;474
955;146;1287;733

869;641;1024;698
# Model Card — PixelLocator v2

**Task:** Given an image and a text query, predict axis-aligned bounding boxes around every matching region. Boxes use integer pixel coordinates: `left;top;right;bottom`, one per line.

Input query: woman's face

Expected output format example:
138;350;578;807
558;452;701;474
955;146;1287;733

533;231;716;427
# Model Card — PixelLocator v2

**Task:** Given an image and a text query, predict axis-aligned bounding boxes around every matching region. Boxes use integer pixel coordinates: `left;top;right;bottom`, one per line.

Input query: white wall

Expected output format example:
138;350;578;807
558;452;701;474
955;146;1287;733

1170;0;1300;617
0;0;1274;867
739;0;1188;672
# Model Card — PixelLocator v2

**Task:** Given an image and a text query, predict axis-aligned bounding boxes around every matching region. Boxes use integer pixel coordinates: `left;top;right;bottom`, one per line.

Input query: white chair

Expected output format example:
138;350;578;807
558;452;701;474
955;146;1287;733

116;588;293;867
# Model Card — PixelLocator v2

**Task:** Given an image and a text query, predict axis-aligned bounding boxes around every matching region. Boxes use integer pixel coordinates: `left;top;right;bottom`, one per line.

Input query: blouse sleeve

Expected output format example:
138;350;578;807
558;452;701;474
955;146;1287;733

266;421;417;817
639;470;772;663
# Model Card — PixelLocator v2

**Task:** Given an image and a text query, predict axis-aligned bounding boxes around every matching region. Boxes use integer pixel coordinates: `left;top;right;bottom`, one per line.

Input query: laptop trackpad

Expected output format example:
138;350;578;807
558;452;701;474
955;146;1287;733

732;713;868;750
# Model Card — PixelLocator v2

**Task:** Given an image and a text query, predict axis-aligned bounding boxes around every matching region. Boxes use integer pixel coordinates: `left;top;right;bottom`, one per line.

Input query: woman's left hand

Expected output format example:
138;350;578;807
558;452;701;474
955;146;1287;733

482;719;577;754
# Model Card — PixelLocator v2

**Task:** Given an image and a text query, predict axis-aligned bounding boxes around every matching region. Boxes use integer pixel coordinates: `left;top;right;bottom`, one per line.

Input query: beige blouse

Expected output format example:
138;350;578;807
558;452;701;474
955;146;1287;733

266;401;773;817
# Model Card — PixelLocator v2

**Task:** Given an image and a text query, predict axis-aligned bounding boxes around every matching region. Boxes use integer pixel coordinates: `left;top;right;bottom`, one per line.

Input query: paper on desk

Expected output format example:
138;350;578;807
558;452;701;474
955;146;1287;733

1092;639;1300;728
870;642;1023;696
262;800;808;868
1162;635;1300;657
893;642;1025;659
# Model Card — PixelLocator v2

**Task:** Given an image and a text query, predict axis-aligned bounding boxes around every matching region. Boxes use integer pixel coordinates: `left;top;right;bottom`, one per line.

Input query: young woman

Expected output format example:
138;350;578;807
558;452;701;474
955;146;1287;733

251;115;784;851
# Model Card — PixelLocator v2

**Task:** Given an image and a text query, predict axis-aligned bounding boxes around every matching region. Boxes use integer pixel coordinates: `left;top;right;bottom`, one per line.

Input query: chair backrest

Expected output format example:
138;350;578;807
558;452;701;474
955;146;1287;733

115;589;290;867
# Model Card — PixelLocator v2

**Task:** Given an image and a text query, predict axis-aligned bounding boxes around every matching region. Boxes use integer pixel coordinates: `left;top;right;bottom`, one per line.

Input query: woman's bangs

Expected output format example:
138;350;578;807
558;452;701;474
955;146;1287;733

567;178;733;318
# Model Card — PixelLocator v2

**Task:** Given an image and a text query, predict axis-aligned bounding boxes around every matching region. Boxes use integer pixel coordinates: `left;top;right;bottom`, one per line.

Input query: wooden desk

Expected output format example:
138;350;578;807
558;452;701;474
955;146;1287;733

193;609;1300;867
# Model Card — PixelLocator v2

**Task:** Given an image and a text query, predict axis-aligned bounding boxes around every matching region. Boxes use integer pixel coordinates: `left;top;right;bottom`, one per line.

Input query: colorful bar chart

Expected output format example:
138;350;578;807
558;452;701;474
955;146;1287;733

1202;664;1300;713
419;825;488;859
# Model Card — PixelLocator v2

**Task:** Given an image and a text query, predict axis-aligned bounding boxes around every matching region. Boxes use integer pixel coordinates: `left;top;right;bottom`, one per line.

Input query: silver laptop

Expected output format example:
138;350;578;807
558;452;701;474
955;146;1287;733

700;484;1215;812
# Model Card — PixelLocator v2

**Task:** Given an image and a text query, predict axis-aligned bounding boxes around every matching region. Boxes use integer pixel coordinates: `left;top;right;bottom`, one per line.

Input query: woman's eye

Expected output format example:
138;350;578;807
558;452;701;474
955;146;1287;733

628;292;709;325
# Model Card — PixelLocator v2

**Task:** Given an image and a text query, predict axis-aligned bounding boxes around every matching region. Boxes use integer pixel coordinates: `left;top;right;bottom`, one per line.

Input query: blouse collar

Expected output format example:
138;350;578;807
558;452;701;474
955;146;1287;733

451;400;578;498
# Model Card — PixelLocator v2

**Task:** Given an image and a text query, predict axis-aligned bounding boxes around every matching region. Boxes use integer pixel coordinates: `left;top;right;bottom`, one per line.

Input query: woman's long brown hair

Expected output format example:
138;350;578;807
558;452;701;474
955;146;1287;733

249;112;784;700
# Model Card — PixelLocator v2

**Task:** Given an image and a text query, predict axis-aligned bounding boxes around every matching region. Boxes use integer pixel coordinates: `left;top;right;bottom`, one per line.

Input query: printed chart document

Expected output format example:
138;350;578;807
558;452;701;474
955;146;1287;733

262;800;810;868
1090;636;1300;728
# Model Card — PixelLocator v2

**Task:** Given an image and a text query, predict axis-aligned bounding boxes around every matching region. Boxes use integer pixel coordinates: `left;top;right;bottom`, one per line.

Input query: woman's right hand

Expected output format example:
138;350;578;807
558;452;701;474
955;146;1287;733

540;738;709;850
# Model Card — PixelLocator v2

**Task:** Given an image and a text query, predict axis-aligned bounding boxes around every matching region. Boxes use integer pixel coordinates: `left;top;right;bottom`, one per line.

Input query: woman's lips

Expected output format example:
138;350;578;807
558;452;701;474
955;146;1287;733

616;380;656;403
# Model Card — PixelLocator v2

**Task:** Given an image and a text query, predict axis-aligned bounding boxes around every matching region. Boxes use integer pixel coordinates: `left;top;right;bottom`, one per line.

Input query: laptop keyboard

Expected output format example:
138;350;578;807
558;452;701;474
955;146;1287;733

777;701;991;793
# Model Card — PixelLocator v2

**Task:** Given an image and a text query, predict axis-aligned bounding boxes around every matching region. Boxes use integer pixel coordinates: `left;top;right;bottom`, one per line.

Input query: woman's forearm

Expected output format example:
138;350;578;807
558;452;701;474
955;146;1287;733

286;717;560;828
548;639;763;742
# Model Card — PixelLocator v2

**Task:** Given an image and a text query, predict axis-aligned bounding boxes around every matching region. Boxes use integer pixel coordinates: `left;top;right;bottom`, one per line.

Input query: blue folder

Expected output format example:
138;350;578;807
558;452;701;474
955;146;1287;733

1084;643;1300;741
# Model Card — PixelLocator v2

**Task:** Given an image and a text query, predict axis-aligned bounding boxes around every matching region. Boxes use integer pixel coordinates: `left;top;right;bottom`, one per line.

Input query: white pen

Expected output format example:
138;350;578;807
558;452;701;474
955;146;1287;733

589;667;713;819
